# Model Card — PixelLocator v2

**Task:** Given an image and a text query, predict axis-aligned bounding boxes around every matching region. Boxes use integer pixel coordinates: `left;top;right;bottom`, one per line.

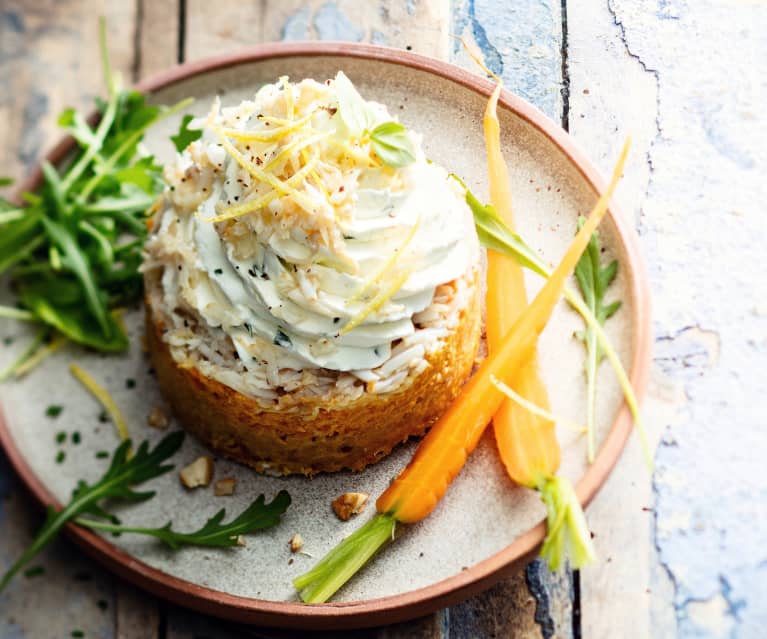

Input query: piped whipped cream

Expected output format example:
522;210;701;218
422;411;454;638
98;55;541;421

145;73;478;376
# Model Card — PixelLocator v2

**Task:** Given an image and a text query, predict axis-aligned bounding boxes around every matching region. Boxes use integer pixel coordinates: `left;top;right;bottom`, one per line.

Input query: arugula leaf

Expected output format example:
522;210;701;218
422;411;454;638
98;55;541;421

574;217;621;462
18;278;128;351
77;491;291;549
0;432;184;592
334;71;375;137
369;122;416;168
171;114;203;152
0;177;13;187
1;19;192;354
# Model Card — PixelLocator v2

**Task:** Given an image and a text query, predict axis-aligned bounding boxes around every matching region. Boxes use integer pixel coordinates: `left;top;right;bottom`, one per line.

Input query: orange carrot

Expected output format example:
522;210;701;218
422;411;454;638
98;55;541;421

481;77;595;569
482;81;560;489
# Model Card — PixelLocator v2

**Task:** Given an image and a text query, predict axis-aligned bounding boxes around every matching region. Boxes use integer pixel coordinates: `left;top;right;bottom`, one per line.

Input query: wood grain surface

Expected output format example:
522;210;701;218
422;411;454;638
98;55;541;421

3;0;760;637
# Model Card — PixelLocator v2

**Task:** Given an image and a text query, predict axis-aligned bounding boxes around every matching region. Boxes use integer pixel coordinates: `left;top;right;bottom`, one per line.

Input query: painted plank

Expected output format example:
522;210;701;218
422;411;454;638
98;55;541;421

568;1;767;637
593;2;767;638
564;2;662;638
0;0;136;181
451;0;564;122
0;2;138;637
262;0;450;58
136;0;179;77
115;582;160;639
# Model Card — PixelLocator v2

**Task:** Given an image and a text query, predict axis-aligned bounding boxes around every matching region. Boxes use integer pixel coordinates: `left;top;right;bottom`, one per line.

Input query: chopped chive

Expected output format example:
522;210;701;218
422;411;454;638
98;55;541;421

98;410;108;423
72;431;81;445
23;565;45;578
95;450;109;459
55;431;67;445
3;336;13;346
46;405;63;418
125;378;136;389
214;268;223;275
55;451;66;464
71;631;84;638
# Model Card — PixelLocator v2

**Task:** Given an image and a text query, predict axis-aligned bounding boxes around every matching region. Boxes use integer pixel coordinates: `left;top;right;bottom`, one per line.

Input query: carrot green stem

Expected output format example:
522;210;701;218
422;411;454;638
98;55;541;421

293;513;397;603
538;475;596;570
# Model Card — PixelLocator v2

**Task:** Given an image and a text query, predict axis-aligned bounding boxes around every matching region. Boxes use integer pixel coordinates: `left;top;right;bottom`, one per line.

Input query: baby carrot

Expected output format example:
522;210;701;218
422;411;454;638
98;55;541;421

482;78;594;569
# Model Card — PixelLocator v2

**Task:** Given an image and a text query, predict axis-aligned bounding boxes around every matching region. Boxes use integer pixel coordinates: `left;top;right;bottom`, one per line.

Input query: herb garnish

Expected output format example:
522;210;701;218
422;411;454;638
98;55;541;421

369;122;416;168
170;114;203;153
78;492;290;550
574;219;621;461
0;431;291;592
334;72;416;168
46;405;64;418
0;19;192;355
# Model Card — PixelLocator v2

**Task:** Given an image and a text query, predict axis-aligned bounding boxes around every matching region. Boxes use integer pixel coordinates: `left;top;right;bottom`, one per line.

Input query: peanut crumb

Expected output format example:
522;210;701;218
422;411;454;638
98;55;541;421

147;406;169;429
235;535;246;547
289;533;304;553
179;456;214;489
332;492;369;521
214;477;236;496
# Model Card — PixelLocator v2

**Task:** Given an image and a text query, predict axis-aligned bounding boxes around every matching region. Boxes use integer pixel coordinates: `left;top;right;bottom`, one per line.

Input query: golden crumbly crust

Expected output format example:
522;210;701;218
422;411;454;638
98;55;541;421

145;270;481;476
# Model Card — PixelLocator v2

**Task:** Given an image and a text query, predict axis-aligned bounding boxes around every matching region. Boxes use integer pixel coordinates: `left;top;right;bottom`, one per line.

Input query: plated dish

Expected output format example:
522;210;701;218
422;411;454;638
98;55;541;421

0;42;650;629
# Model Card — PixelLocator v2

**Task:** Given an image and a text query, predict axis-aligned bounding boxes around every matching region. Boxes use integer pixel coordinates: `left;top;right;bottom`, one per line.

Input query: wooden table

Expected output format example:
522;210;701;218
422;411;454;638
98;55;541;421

2;1;764;637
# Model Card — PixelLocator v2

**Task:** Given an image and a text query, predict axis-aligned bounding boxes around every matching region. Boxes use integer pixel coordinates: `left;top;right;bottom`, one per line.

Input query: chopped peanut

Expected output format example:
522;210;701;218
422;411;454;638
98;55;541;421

214;477;236;496
332;492;369;521
289;533;304;553
179;456;214;489
235;535;246;547
147;405;169;429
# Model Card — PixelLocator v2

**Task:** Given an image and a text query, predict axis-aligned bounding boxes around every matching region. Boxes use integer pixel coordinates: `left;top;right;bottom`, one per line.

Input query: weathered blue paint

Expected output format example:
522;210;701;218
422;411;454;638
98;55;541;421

17;90;48;168
607;0;767;636
452;0;563;122
2;11;24;34
281;6;312;41
313;2;364;42
371;29;389;46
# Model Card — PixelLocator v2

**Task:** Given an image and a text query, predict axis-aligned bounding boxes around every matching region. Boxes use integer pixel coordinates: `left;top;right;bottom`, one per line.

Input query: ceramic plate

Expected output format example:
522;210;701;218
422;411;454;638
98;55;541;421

0;43;651;630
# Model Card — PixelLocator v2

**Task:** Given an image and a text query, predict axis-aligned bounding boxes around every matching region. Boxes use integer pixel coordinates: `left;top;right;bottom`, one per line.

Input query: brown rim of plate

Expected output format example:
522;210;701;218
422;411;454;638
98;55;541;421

0;41;652;630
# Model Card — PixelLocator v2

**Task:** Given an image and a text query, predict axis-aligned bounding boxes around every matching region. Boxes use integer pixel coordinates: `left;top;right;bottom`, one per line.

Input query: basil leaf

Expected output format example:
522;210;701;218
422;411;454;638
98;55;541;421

334;71;375;137
370;122;416;168
171;114;202;152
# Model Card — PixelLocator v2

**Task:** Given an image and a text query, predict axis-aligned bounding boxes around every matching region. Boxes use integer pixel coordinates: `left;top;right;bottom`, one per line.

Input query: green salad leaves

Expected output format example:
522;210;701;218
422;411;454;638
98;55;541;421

0;19;191;354
0;431;290;592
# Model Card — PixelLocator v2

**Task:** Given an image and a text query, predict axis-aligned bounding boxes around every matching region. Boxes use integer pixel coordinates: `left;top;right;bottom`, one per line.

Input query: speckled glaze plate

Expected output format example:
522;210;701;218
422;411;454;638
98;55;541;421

0;43;651;630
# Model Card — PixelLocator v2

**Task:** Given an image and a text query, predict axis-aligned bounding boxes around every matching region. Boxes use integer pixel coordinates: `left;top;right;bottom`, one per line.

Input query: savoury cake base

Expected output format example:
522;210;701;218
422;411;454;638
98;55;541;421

145;270;482;476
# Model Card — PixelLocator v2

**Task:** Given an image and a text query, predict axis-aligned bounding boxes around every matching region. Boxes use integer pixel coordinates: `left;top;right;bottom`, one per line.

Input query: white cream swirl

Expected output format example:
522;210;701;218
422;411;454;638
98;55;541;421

151;74;478;375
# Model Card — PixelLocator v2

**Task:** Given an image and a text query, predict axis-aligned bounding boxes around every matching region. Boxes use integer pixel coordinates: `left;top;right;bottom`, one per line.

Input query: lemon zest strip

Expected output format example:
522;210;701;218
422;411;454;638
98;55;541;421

214;127;318;214
348;213;421;304
14;334;68;378
69;363;130;442
490;376;587;434
219;110;315;142
199;155;320;223
339;268;412;336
